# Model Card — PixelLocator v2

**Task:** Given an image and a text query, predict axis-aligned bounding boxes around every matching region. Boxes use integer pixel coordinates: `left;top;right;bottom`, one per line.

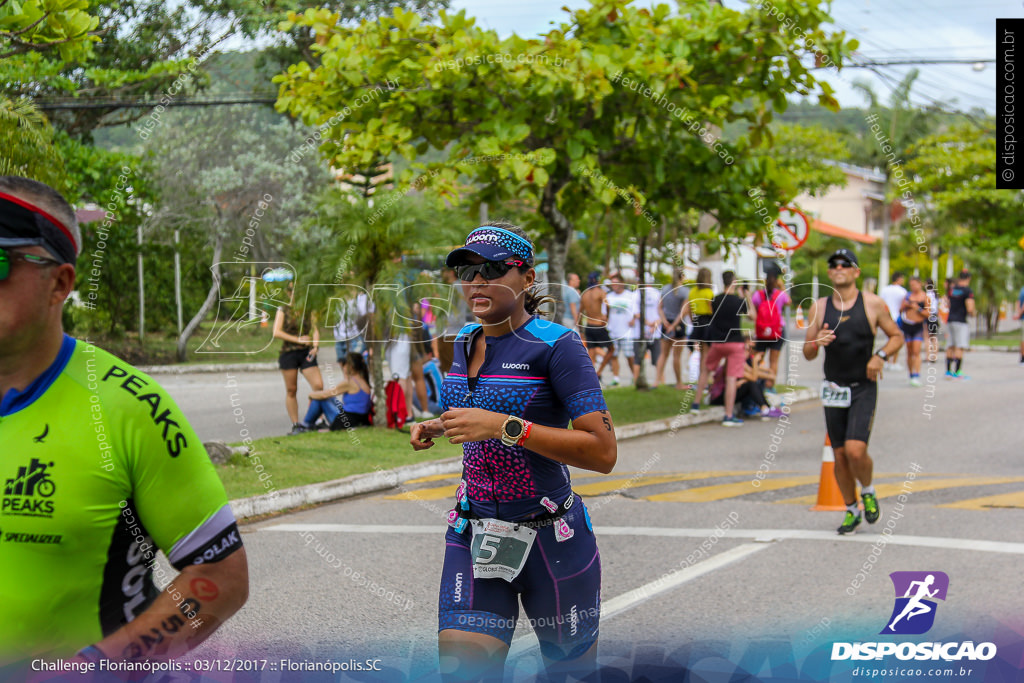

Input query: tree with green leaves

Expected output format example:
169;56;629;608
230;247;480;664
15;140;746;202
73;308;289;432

273;0;856;302
1;0;99;186
850;71;939;287
906;121;1018;335
143;104;331;359
0;0;98;60
300;187;463;424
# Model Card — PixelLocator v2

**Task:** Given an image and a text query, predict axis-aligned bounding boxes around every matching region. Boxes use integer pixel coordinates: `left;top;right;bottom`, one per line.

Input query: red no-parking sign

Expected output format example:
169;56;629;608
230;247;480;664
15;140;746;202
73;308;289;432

771;207;810;252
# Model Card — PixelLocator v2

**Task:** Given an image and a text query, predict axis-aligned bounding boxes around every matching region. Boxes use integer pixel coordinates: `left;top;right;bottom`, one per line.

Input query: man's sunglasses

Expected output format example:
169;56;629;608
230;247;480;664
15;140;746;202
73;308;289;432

456;259;524;282
828;259;855;270
0;247;62;280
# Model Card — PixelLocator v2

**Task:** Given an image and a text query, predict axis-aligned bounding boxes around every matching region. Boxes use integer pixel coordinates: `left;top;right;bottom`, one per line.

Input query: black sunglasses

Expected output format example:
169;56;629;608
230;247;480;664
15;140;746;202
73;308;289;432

0;246;62;280
828;259;855;269
456;259;524;282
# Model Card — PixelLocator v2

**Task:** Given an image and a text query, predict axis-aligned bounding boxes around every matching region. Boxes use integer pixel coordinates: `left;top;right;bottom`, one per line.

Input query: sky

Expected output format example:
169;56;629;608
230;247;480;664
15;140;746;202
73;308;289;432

447;0;1011;115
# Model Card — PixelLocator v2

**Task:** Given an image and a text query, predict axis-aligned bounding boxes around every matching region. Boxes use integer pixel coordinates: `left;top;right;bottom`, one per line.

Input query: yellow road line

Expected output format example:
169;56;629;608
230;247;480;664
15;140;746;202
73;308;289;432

573;471;759;497
647;476;820;503
385;483;460;501
388;470;762;501
939;491;1024;510
776;476;1024;506
404;473;462;485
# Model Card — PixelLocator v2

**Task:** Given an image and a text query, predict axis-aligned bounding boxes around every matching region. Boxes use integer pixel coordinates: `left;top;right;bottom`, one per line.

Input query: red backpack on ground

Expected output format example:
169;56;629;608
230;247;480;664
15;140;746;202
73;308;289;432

384;378;408;429
755;288;784;341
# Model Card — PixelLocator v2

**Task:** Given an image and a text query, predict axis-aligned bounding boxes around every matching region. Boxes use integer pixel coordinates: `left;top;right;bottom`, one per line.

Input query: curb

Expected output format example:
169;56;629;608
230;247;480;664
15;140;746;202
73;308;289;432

231;456;463;520
231;387;819;521
140;362;278;375
140;341;1021;374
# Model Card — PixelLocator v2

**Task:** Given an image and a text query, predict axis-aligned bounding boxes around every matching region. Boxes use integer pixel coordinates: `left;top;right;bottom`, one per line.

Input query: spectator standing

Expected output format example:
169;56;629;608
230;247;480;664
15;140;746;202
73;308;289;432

629;280;662;385
751;261;789;392
598;273;634;386
562;272;582;330
944;270;975;379
694;271;755;426
654;270;690;389
879;272;908;371
273;281;324;435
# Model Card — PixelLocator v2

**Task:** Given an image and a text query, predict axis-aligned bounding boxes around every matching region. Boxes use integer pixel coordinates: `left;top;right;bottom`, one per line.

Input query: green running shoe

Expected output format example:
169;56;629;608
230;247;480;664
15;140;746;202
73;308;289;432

862;493;880;524
837;511;861;535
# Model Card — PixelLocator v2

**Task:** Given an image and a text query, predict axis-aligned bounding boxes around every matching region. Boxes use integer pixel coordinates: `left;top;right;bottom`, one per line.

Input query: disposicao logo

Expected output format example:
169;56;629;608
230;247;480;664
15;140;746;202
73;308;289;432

832;571;997;662
881;571;948;635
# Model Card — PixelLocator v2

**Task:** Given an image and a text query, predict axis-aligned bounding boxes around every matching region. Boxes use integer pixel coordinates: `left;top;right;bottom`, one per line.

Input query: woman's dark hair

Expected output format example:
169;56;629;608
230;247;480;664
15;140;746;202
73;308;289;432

343;352;370;386
696;267;712;289
480;219;555;316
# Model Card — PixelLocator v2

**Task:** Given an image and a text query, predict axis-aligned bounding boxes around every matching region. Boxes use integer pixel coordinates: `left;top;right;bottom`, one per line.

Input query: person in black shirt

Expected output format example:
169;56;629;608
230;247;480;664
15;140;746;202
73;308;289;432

803;249;902;535
694;270;755;426
944;270;975;378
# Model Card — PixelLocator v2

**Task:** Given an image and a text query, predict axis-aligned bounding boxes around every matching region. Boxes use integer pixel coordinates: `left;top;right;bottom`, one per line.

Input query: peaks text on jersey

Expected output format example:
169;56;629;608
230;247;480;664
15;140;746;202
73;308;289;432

101;366;188;457
3;458;56;517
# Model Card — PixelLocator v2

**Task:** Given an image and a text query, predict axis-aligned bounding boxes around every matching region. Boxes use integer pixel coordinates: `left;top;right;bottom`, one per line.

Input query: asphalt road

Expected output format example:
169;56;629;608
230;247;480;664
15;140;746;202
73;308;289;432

172;348;1024;682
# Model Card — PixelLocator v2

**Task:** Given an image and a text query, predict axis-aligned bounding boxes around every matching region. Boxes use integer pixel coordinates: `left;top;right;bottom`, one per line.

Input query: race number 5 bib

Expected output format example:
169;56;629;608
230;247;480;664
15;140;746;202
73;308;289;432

820;381;852;408
470;518;537;582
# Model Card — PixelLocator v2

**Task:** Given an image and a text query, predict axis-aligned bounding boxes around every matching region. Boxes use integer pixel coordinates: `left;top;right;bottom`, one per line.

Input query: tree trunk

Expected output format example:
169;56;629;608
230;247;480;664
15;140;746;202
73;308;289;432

176;236;224;362
539;177;573;319
368;329;388;429
635;233;650;390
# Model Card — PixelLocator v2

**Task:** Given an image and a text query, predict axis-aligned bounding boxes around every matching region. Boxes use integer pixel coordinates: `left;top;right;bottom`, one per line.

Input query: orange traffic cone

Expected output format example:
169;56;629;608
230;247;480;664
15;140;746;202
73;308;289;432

811;435;846;511
795;306;806;329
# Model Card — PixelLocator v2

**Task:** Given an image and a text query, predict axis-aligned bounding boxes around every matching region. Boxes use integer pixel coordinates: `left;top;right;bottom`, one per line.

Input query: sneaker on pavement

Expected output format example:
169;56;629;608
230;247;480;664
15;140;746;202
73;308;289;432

287;422;309;436
945;371;956;379
764;407;785;419
909;377;921;387
722;416;744;427
862;493;880;524
837;511;862;535
953;371;969;380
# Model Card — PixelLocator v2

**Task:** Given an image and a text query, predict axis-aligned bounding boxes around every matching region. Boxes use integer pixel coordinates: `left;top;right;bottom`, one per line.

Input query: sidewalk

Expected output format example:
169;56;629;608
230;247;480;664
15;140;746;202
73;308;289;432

230;387;817;520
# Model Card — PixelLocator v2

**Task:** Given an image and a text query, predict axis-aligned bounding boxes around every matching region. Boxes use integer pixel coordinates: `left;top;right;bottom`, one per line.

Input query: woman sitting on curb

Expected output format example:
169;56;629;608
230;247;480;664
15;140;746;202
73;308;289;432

298;352;373;432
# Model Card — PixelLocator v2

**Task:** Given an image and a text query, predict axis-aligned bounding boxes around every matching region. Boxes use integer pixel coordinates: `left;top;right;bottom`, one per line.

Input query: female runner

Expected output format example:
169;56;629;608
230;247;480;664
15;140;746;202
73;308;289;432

411;222;617;681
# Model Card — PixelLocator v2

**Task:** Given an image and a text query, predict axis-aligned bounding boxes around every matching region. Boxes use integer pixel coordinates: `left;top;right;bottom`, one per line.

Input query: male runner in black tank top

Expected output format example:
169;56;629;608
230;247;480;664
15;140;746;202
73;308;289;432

803;249;903;534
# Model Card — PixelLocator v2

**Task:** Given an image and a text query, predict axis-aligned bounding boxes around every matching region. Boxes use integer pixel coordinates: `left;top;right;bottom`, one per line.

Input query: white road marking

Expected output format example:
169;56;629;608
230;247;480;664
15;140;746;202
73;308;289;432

506;543;768;659
260;523;1024;555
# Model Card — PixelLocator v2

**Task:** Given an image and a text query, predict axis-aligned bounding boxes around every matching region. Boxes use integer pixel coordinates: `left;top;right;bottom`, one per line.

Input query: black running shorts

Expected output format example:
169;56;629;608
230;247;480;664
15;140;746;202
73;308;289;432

581;325;613;349
279;347;318;371
823;381;877;448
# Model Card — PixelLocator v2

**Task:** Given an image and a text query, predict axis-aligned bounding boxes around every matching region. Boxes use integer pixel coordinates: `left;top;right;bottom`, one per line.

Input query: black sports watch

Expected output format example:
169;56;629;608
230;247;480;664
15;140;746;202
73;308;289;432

875;349;889;361
500;415;526;446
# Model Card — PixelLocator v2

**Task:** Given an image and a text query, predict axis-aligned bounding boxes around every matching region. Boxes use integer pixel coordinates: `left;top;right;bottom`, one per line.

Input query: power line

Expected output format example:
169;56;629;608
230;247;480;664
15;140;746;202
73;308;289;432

35;97;277;111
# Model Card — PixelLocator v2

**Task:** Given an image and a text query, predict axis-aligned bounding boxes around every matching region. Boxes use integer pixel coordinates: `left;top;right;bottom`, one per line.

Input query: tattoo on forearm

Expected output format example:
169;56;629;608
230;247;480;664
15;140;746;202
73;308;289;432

600;410;612;432
122;613;188;659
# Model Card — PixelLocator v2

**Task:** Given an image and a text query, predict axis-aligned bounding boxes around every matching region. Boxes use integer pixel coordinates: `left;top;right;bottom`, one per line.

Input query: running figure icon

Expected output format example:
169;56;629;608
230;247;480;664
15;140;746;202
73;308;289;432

881;571;949;635
888;575;938;631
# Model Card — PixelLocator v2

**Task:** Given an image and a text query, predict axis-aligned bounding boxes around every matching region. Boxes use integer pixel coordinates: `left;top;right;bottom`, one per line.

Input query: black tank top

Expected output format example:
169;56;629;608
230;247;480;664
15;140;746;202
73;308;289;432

822;291;874;385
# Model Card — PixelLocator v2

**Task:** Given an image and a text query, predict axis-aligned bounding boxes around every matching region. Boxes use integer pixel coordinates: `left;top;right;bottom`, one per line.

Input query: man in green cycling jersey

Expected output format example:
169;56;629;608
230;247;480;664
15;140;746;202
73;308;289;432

0;176;248;670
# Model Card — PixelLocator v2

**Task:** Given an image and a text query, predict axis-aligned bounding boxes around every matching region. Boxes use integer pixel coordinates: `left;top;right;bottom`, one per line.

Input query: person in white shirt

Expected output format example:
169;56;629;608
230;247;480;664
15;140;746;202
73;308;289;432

879;272;907;370
333;290;371;362
597;273;634;386
630;281;662;384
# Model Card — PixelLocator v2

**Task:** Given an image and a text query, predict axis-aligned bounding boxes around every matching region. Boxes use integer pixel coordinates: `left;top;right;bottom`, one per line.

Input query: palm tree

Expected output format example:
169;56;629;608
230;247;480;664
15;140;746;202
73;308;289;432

0;97;65;188
311;183;464;426
851;71;938;288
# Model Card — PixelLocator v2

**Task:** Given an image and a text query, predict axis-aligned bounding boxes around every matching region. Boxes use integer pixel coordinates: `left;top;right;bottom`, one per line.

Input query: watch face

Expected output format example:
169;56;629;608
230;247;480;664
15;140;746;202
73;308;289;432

505;420;523;438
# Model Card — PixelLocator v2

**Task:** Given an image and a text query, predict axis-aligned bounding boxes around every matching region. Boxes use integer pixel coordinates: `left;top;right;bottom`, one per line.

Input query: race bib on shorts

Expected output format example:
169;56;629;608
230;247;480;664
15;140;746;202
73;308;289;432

469;518;537;582
820;381;852;408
